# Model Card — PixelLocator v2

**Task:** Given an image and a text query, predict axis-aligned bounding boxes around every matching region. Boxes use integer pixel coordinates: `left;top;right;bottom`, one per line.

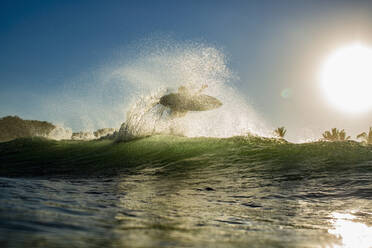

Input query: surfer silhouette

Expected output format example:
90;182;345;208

159;84;222;118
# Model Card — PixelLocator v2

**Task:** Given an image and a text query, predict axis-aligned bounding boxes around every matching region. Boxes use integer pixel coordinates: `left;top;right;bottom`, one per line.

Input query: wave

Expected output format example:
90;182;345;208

1;135;371;177
28;38;272;141
113;41;271;141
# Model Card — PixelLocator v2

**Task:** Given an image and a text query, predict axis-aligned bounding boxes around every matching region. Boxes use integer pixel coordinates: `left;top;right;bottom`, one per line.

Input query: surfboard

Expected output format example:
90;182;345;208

159;93;222;112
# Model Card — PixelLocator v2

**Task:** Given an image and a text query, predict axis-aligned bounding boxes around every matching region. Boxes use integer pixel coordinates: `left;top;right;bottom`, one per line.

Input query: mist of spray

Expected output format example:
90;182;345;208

47;125;73;140
40;38;271;140
113;40;271;140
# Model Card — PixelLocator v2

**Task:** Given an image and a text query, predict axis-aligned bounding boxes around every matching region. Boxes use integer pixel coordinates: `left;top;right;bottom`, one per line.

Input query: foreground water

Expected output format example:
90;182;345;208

0;136;372;247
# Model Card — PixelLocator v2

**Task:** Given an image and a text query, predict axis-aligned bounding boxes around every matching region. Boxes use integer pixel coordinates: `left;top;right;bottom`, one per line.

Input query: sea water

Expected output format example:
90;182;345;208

1;139;371;247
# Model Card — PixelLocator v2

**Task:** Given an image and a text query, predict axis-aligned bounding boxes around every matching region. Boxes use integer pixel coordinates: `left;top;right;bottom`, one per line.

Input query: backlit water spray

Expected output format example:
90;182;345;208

40;39;271;140
111;41;271;140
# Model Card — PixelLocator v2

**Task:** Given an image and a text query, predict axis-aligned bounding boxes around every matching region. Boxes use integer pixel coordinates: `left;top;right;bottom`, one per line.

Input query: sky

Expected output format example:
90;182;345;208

1;0;372;141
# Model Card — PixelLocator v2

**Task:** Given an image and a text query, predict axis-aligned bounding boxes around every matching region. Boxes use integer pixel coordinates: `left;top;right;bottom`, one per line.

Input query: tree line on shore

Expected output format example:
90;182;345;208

2;115;372;144
0;116;116;142
274;126;372;144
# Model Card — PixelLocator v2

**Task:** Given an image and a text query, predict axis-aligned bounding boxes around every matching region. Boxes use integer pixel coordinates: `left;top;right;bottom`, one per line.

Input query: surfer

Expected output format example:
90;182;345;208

159;84;222;118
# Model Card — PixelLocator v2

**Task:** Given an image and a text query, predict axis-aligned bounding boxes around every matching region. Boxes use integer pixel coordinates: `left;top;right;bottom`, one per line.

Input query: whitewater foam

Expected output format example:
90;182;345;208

47;125;73;141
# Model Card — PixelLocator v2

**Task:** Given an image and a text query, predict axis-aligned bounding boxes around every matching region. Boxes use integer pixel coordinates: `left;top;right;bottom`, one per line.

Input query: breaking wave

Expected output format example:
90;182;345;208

3;39;271;142
112;41;271;140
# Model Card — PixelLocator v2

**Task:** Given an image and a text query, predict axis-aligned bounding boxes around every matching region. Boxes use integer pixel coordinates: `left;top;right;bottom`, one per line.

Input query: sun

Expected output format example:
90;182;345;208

320;43;372;113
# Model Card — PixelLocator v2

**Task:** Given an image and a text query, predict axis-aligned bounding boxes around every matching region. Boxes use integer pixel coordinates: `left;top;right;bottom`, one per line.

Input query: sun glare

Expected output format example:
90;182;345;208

320;43;372;113
328;212;372;248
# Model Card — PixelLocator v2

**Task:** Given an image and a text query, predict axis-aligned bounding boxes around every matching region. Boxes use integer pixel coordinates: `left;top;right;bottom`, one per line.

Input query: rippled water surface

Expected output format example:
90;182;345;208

1;136;372;247
1;156;372;247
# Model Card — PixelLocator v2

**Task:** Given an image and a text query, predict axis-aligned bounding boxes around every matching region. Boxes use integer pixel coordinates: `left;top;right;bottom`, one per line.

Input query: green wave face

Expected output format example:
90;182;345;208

1;136;372;247
1;135;371;177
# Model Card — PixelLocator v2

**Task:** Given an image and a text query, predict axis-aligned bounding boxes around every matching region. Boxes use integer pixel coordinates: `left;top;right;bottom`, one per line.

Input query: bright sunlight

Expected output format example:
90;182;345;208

320;43;372;114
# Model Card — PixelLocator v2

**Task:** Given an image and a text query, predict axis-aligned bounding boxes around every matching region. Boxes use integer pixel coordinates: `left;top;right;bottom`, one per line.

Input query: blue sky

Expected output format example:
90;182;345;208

1;0;372;140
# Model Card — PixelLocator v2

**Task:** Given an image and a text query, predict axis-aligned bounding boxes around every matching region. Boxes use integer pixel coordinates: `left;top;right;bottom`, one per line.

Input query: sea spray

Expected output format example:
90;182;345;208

47;125;73;141
39;38;271;139
117;88;173;141
115;41;271;140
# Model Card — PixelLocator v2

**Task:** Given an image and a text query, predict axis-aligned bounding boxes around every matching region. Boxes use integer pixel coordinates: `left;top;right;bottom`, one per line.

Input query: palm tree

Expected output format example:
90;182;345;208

274;127;287;139
356;127;372;145
322;128;350;141
338;129;351;141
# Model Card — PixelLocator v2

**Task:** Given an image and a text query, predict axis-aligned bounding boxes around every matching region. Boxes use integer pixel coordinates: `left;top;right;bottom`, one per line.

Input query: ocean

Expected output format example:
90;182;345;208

0;135;371;247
